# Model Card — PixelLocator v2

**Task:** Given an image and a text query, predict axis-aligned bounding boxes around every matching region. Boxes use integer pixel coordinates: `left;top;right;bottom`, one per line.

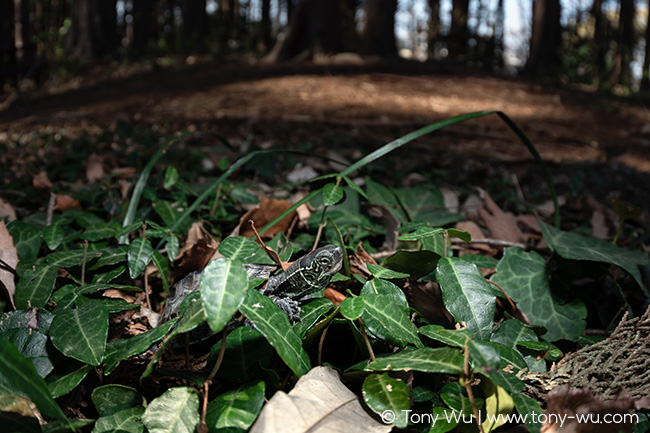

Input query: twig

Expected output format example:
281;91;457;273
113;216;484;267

81;240;88;286
487;279;517;312
357;318;376;361
46;192;56;226
318;323;330;366
462;343;485;433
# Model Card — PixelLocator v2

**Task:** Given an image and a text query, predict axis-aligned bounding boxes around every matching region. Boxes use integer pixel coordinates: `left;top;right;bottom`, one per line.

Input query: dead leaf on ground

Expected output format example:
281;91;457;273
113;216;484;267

174;222;219;277
104;289;137;303
86;153;105;183
0;197;16;221
324;288;346;306
237;197;297;239
403;279;453;324
543;385;636;433
477;188;524;244
54;194;81;211
440;187;460;213
455;221;496;255
33;171;52;189
0;221;18;309
251;366;391;433
348;243;376;278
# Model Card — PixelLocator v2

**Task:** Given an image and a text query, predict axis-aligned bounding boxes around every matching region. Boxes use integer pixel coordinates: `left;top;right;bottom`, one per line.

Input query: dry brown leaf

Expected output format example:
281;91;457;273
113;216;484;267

477;189;524;243
33;171;52;189
174;222;219;277
103;289;136;303
440;187;460;213
251;366;391;433
86;153;105;183
0;197;17;221
455;221;495;254
110;167;137;178
590;209;609;240
238;198;297;239
403;279;453;324
348;243;376;278
324;288;346;306
54;194;81;211
0;221;18;309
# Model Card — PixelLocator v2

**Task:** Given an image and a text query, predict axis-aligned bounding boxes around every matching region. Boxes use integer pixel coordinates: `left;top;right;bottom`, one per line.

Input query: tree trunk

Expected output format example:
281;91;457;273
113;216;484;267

362;0;398;57
131;0;154;56
591;0;607;85
492;0;504;68
181;0;207;51
449;0;470;61
0;0;16;85
265;0;346;62
66;0;117;60
526;0;562;79
611;0;635;87
260;0;272;51
641;0;650;91
428;0;441;59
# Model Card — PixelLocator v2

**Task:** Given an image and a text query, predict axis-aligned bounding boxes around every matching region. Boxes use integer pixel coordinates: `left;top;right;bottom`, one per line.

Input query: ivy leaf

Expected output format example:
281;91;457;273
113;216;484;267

15;264;57;309
142;387;199;433
218;236;259;262
49;300;108;366
205;381;266;432
201;257;248;333
364;347;464;374
539;220;650;295
127;238;154;278
360;294;422;348
366;263;409;279
362;373;410;428
322;183;345;205
0;340;69;421
491;247;586;341
239;290;310;377
436;257;497;341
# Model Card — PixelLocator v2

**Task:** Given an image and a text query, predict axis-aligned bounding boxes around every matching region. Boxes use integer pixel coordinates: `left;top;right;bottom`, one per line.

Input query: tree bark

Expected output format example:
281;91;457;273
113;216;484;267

428;0;441;59
362;0;398;57
526;0;562;79
265;0;346;62
611;0;635;87
641;0;650;91
181;0;207;51
0;0;16;84
591;0;607;85
66;0;117;60
449;0;470;61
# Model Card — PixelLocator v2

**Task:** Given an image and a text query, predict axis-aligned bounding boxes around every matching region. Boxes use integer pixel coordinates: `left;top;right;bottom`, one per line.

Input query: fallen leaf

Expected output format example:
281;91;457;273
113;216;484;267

33;171;52;189
0;197;17;221
324;288;346;305
251;366;391;433
403;279;453;324
477;188;524;244
174;222;219;277
440;187;460;213
238;198;297;239
455;221;495;254
86;154;105;183
54;194;81;211
0;221;18;309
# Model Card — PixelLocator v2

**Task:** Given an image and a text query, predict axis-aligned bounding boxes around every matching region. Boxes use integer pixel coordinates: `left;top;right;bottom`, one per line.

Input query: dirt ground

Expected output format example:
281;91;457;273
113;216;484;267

2;60;650;220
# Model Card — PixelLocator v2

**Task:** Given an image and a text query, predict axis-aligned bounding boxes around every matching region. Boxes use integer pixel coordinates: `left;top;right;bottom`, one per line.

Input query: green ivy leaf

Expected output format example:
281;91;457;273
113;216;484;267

365;347;464;374
322;183;345;205
164;166;179;189
0;340;69;421
201;258;248;333
127;238;154;278
50;300;108;366
142;387;199;433
340;297;364;320
512;393;542;433
47;249;102;267
15;264;57;309
491;247;586;341
208;326;274;383
205;381;266;432
93;406;145;433
360;294;422;348
436;257;497;341
239;290;311;377
47;364;93;399
43;219;69;250
218;236;259;262
7;220;42;262
397;226;445;241
361;278;408;308
380;250;440;279
366;263;409;279
362;373;410;428
92;384;145;416
539;220;650;294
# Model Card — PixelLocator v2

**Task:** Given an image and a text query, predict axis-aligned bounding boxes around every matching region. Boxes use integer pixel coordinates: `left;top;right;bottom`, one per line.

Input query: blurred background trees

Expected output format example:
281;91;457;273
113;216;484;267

2;0;650;94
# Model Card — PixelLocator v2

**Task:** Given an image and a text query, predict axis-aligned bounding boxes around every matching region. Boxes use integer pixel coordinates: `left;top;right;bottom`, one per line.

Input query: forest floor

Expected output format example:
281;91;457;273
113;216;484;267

2;59;650;228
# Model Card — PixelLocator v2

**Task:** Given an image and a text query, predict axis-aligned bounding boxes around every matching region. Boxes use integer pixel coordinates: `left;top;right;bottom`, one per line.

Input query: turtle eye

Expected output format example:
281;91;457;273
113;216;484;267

317;256;331;267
